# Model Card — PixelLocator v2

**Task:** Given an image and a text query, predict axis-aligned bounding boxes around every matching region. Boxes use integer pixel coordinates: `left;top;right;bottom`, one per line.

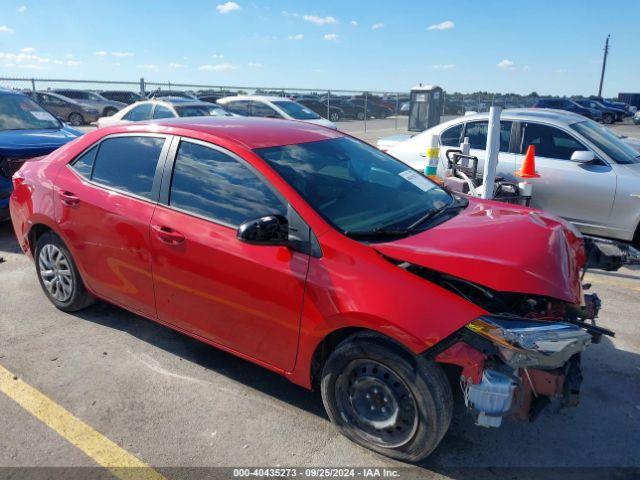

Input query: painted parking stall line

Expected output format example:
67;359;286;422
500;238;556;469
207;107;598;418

0;363;166;480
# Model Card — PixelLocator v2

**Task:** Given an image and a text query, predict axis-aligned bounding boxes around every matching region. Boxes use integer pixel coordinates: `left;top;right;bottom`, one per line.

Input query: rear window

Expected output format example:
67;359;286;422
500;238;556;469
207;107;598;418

91;136;165;199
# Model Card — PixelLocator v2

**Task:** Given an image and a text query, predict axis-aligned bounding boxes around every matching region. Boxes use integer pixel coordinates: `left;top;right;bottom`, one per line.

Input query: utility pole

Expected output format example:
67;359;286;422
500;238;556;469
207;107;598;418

597;34;610;98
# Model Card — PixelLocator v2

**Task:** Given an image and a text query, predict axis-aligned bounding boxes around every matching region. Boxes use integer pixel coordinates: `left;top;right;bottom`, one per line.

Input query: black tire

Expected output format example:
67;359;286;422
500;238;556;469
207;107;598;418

602;113;614;125
329;111;341;122
103;107;118;117
35;232;94;312
356;111;365;121
321;335;453;462
68;112;84;126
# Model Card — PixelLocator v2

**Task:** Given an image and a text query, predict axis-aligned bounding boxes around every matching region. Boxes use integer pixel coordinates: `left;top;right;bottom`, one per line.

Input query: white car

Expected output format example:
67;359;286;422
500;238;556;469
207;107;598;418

378;108;640;246
217;95;337;129
95;98;232;128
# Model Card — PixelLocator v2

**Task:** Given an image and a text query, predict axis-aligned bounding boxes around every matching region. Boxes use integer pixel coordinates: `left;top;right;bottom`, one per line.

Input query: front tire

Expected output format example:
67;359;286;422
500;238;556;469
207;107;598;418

35;232;94;312
356;111;365;121
68;112;84;126
103;107;118;117
321;335;453;462
329;111;341;122
602;113;614;125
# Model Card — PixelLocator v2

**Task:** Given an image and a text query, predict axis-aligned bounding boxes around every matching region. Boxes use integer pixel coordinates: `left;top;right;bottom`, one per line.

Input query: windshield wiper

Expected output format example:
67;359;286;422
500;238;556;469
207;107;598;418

405;195;469;232
344;227;410;239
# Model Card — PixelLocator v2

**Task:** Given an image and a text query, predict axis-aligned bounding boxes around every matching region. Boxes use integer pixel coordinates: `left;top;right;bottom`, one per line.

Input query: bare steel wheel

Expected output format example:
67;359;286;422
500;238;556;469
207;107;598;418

335;359;419;448
38;244;73;303
35;232;94;312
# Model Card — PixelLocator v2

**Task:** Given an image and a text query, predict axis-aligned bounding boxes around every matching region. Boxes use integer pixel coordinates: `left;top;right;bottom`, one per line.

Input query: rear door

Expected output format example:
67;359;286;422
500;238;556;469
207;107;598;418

149;138;309;370
513;121;616;229
460;120;515;180
54;134;170;317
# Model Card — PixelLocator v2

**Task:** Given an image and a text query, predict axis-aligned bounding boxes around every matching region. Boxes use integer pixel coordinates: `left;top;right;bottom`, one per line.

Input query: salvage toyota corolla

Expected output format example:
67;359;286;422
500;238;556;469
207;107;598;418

10;117;609;462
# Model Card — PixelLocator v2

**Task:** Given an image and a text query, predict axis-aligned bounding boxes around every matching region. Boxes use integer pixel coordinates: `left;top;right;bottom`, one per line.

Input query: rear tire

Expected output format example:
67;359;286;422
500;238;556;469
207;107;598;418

356;111;365;121
68;112;84;126
329;112;340;122
602;113;614;125
321;335;453;462
35;232;94;312
103;107;118;117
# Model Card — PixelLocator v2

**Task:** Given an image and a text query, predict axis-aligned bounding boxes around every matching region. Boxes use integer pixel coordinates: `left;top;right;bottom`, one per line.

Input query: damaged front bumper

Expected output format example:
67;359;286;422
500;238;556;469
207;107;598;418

435;310;610;428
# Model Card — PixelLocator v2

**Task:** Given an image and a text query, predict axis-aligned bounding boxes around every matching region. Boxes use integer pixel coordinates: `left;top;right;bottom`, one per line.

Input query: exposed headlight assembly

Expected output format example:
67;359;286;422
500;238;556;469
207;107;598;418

466;316;591;369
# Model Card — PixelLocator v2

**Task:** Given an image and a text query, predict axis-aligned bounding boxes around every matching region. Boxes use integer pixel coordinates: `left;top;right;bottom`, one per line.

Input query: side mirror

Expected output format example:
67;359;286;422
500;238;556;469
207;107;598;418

570;150;597;163
237;214;289;246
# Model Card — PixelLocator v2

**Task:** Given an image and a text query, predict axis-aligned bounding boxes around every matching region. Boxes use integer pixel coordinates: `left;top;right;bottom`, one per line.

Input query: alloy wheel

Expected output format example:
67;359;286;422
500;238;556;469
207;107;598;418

38;244;74;303
335;359;419;448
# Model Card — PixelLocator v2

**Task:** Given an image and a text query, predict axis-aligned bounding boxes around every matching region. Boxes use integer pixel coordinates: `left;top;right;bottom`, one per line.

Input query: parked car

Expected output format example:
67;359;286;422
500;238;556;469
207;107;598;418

99;90;144;105
634;110;640;125
10;116;601;462
0;89;81;220
52;89;126;117
217;96;337;129
349;98;394;118
322;99;372;120
29;91;101;126
574;99;624;124
297;98;345;122
379;109;640;247
147;90;198;100
533;98;602;121
590;96;629;115
96;98;232;128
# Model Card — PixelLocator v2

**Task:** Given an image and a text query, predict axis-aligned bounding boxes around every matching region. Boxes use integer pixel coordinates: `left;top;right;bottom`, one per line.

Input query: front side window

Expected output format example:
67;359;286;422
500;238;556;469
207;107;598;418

225;101;250;116
0;94;61;130
251;102;281;118
153;105;175;119
272;101;320;120
91;136;165;199
124;104;153;121
41;94;67;107
440;123;463;147
256;137;452;234
463;121;512;151
175;105;231;117
169;141;285;226
571;120;640;164
521;123;586;160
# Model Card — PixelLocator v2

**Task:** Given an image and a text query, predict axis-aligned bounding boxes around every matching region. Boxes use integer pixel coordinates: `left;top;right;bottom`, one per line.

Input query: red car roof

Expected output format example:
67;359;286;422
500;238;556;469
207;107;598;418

99;117;344;150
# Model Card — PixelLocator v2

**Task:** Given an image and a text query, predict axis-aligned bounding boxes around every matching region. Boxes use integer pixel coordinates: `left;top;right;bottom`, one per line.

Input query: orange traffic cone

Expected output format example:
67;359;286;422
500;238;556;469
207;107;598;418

516;144;540;178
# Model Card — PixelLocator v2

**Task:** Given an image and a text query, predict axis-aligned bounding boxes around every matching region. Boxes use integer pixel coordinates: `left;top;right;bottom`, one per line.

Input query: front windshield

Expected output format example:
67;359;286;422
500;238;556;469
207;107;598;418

272;101;320;120
571;120;640;164
175;105;232;117
87;92;105;101
0;94;61;131
256;137;452;234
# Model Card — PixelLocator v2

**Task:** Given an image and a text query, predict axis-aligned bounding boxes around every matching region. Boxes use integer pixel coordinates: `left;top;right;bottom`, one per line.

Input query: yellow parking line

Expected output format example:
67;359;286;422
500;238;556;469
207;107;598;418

586;275;640;292
0;364;167;480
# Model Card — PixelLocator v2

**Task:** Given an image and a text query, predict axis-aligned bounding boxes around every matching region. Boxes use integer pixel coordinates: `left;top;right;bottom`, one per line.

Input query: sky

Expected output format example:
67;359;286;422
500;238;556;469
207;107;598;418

0;0;638;97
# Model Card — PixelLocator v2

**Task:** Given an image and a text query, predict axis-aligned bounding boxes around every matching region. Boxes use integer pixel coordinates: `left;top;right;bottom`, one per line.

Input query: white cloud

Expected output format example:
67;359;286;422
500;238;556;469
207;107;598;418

216;2;240;14
21;47;35;53
17;5;27;13
497;59;515;70
323;33;339;41
303;15;336;25
350;20;358;26
287;33;304;41
3;63;45;70
428;20;454;31
0;52;49;64
94;51;108;56
168;63;185;68
66;60;82;66
199;62;236;71
0;25;15;34
432;64;456;70
211;53;225;59
371;23;384;30
137;64;159;70
111;51;133;57
247;62;262;68
281;11;299;17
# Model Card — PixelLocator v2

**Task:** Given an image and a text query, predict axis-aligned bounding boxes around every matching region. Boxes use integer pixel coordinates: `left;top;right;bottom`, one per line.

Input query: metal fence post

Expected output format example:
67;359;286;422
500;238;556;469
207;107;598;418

327;90;330;120
395;92;399;130
31;78;36;94
139;77;146;98
364;92;368;133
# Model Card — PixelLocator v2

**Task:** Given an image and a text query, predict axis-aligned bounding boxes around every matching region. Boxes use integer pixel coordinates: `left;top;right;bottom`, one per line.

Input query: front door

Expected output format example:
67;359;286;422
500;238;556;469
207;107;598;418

513;122;616;232
54;134;169;318
150;138;309;371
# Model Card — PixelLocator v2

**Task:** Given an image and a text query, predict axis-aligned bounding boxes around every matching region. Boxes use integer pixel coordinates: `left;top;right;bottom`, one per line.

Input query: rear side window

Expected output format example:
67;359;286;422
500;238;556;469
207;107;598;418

521;123;586;160
91;136;165;199
463;121;512;152
70;146;97;178
225;101;250;116
123;104;152;121
169;141;285;226
440;124;463;147
153;105;175;119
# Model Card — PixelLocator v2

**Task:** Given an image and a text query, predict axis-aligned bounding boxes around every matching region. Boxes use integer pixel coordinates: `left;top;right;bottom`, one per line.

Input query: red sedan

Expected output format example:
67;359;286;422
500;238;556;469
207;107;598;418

10;117;602;461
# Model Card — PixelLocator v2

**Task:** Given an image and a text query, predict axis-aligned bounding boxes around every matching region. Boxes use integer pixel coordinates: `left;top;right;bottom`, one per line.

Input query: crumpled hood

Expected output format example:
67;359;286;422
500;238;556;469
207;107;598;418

374;198;585;304
0;127;82;157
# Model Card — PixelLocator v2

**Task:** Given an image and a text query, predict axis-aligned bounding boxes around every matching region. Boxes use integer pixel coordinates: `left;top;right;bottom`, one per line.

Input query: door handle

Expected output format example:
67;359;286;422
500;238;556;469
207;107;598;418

151;224;186;245
59;190;80;207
